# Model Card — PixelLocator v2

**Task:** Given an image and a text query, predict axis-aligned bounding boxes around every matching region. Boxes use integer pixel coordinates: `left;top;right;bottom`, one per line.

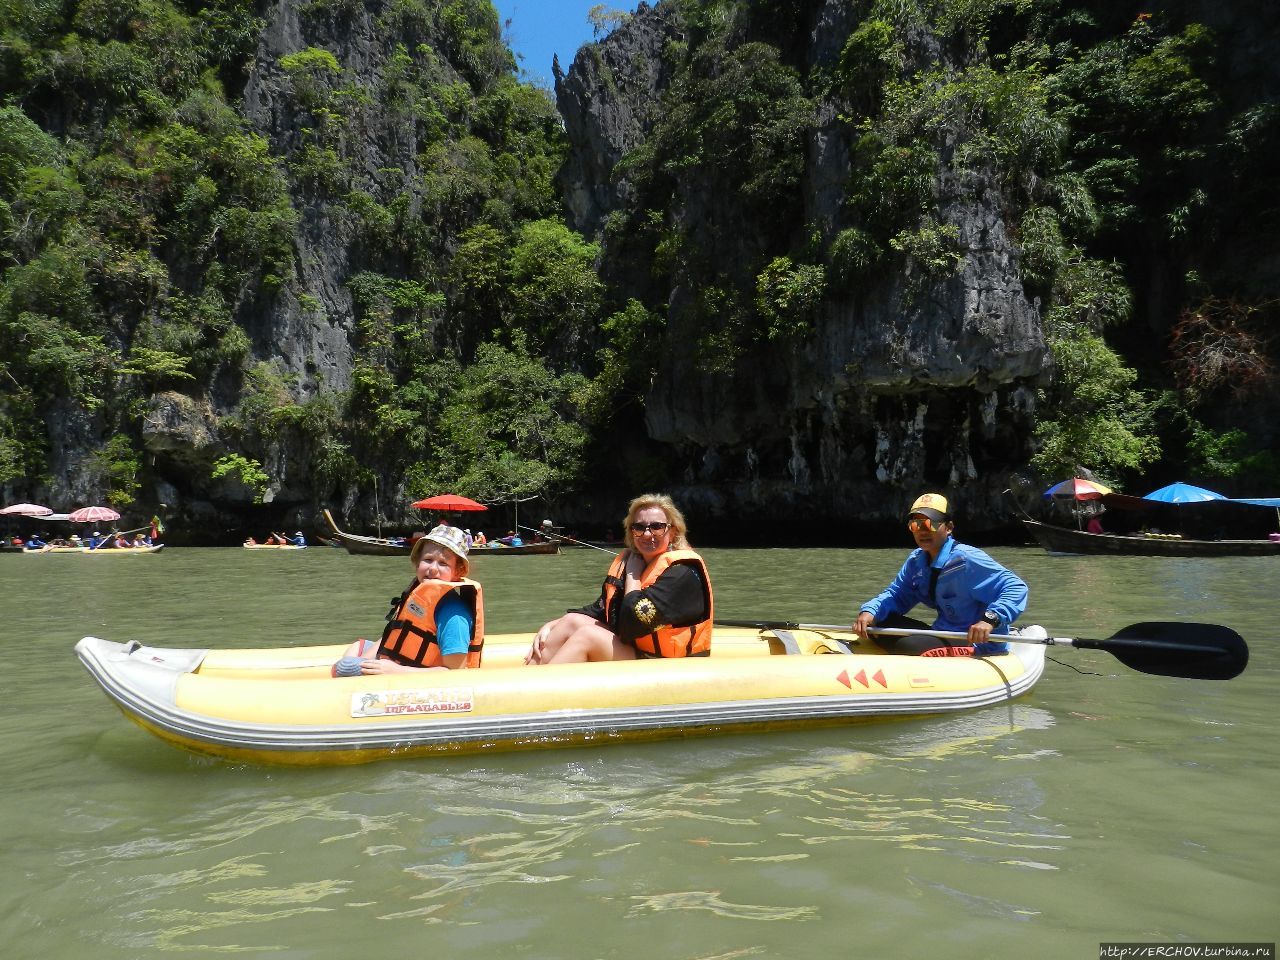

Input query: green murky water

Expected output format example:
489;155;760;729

1;545;1275;958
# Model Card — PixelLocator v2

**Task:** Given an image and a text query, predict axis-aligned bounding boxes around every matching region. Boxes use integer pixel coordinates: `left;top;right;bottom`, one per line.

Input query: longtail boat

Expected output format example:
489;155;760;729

322;509;558;556
1022;519;1280;557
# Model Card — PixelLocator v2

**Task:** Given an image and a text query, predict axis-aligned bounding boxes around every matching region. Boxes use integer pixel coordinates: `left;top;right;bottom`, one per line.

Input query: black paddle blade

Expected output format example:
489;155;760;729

1093;621;1249;680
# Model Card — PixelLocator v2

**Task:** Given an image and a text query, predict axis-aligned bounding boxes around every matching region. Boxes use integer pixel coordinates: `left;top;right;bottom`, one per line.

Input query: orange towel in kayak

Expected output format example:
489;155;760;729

920;645;976;657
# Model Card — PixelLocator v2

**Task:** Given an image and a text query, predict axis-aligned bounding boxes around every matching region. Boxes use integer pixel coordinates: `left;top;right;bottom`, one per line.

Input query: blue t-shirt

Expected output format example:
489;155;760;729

434;591;475;657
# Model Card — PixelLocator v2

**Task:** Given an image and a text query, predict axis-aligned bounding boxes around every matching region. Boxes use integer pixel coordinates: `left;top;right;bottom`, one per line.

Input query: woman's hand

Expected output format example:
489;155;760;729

525;620;555;665
623;549;647;593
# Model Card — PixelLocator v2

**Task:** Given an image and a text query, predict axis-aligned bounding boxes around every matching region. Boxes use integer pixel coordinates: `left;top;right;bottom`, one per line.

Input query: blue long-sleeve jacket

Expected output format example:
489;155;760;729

859;538;1028;654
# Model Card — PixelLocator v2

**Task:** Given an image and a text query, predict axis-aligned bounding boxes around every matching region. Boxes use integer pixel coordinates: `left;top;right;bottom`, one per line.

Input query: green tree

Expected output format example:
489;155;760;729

425;336;589;503
580;298;663;423
507;219;603;345
211;453;270;503
85;434;142;508
655;40;812;207
0;419;27;486
1032;330;1158;482
587;5;631;39
755;256;826;341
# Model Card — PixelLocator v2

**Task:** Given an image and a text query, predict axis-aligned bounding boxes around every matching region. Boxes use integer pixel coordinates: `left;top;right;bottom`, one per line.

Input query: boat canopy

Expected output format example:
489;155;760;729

1102;491;1280;510
1143;482;1227;503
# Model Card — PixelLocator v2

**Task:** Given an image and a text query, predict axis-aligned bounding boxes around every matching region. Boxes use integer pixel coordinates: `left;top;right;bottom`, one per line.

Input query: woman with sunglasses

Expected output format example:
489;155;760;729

525;493;713;664
851;493;1027;656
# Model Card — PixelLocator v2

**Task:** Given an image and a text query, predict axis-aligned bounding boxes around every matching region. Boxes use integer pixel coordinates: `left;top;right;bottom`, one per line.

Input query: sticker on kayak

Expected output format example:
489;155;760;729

351;688;474;717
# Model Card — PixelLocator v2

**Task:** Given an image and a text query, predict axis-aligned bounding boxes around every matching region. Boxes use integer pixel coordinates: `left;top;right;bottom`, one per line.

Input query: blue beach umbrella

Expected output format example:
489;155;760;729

1142;482;1227;504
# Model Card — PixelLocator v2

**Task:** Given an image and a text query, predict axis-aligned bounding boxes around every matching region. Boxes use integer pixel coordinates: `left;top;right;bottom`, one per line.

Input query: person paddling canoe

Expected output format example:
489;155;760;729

853;493;1028;657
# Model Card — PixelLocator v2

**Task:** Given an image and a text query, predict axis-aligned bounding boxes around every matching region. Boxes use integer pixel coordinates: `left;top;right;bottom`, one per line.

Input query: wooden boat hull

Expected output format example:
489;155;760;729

75;627;1045;765
1022;519;1280;557
242;543;306;550
468;541;559;556
322;509;410;555
322;509;559;556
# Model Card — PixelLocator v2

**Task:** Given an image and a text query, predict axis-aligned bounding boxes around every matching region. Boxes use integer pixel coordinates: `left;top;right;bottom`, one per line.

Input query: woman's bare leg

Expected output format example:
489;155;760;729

548;622;638;664
526;612;600;664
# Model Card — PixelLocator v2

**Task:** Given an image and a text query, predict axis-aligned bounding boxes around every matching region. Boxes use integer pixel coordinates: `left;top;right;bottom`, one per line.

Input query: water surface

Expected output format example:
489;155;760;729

2;545;1274;958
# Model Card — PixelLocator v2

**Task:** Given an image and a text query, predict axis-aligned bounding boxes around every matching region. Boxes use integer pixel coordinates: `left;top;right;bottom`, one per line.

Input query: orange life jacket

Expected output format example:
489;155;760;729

601;550;713;658
378;578;484;668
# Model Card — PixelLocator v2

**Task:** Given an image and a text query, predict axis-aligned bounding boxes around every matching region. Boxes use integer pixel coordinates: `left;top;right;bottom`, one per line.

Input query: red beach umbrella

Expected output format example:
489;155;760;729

411;494;488;512
0;503;54;516
68;505;123;523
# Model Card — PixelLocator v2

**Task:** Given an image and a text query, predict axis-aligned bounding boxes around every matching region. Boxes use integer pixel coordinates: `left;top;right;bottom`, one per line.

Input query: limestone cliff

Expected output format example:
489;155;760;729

9;0;1273;541
556;1;1048;530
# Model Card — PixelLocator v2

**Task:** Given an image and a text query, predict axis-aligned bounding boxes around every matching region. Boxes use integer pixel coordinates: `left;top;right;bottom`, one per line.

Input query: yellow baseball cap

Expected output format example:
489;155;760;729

908;493;950;523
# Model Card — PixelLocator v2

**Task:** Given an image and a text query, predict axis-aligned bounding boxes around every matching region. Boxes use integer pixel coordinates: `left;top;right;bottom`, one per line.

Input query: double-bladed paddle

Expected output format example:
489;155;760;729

713;619;1248;681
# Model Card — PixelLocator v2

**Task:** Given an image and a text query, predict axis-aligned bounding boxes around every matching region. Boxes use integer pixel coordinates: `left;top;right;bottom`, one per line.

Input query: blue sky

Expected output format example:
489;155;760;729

493;0;619;87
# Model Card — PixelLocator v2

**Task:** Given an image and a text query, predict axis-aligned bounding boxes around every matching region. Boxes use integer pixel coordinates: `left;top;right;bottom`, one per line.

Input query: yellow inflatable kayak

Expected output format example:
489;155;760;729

75;627;1046;765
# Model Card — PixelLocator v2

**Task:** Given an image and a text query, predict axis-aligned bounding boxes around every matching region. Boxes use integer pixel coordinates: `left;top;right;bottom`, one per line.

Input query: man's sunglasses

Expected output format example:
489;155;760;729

907;516;943;532
630;521;670;534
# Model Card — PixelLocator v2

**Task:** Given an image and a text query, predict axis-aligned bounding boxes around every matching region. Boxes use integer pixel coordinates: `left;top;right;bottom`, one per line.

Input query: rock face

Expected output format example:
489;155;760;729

134;0;473;527
554;2;683;235
555;1;1049;530
240;0;365;391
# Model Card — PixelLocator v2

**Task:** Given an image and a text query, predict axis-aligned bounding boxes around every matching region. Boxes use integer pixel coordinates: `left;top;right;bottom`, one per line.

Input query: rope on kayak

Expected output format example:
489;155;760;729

1046;656;1102;676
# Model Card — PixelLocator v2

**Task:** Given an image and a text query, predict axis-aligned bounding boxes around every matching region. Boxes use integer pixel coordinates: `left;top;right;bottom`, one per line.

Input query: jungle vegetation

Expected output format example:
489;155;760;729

0;0;1276;519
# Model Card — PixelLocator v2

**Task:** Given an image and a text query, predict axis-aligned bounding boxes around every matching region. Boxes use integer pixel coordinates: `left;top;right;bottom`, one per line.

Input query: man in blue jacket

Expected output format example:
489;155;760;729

853;493;1028;656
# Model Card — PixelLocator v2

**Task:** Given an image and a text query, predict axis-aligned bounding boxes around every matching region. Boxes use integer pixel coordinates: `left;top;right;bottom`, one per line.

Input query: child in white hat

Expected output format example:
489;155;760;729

332;525;485;675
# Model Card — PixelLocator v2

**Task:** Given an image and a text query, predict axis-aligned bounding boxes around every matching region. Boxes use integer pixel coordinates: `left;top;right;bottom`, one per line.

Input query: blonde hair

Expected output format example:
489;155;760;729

623;493;690;551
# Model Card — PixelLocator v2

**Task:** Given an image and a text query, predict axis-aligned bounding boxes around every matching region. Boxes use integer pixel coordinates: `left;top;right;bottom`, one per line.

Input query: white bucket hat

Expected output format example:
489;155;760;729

412;524;469;563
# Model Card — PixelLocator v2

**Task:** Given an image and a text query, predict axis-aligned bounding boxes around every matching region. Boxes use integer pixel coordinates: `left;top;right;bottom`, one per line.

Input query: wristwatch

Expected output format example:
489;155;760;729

980;610;1001;628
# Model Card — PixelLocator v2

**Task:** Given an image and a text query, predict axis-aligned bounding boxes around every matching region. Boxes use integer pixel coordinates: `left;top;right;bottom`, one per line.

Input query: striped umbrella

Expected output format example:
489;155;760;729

0;503;54;516
1043;478;1113;501
68;505;123;523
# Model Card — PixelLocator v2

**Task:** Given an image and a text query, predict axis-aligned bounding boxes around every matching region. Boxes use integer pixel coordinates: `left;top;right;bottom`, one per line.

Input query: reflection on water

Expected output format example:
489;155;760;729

2;548;1277;958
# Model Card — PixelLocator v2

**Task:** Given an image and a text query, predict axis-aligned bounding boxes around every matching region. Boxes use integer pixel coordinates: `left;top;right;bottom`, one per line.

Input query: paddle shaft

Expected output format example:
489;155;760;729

713;618;1247;680
517;524;618;555
716;620;1220;655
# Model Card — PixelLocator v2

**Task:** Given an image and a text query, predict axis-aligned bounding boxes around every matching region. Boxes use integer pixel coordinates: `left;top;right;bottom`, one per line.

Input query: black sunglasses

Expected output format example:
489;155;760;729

630;521;670;534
